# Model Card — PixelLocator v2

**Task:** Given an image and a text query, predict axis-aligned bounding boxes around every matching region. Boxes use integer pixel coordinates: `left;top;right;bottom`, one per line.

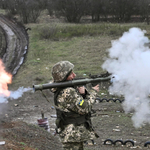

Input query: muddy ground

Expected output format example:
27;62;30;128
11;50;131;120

1;86;150;150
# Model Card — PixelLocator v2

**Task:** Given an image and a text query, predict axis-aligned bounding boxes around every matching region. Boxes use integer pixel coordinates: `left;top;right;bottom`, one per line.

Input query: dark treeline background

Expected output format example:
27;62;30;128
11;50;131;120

0;0;150;24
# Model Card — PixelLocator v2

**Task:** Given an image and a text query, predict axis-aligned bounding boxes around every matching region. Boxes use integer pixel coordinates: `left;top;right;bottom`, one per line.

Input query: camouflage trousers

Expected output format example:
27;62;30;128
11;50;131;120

62;142;83;150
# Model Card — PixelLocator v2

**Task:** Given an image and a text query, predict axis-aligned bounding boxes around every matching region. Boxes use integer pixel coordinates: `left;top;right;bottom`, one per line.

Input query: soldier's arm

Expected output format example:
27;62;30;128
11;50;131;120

57;87;97;115
78;84;99;104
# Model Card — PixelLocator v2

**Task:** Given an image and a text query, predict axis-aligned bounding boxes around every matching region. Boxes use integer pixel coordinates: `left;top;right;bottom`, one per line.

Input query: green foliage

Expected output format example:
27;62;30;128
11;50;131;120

39;25;58;39
20;142;26;146
38;23;130;40
0;9;6;14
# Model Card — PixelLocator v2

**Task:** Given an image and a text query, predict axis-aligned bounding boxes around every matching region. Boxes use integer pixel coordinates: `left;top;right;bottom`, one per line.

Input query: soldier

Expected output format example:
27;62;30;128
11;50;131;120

51;61;99;150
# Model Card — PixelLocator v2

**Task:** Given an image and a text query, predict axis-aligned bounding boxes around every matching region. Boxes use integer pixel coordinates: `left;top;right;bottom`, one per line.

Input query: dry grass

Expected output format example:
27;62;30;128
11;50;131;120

3;10;150;150
12;20;150;89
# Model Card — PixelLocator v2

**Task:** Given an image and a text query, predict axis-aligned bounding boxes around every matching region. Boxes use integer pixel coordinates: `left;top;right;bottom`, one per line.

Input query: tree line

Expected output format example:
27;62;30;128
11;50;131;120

0;0;150;24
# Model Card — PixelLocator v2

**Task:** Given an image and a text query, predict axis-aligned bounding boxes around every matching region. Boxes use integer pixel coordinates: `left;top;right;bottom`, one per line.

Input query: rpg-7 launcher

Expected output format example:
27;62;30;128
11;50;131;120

33;72;111;92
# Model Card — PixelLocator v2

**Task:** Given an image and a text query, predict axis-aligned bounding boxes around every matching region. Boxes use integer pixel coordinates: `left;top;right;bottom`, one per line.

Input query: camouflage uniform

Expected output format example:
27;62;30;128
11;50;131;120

51;61;99;150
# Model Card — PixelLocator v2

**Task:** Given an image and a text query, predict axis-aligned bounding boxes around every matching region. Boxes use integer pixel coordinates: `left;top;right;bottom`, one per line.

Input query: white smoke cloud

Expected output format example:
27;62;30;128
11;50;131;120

0;87;32;103
102;27;150;128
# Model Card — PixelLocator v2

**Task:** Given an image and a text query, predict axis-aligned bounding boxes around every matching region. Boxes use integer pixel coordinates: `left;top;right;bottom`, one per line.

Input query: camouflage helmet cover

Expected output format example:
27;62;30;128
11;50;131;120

52;61;74;82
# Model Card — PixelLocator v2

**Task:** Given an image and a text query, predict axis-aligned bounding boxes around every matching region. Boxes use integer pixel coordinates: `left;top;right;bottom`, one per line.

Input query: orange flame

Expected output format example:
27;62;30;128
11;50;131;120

0;59;12;97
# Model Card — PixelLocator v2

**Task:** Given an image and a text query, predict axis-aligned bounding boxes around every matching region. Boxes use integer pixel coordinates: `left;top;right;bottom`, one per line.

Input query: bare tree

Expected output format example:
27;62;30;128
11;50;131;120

2;0;43;23
100;0;112;21
16;0;43;23
89;0;102;22
38;0;48;9
137;0;150;24
110;0;137;22
88;0;137;22
47;0;54;16
53;0;89;23
0;0;8;9
3;0;17;15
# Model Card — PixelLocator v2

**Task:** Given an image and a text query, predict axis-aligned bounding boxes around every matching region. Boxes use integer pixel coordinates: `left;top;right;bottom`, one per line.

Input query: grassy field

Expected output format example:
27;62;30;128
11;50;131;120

2;10;150;149
11;12;150;89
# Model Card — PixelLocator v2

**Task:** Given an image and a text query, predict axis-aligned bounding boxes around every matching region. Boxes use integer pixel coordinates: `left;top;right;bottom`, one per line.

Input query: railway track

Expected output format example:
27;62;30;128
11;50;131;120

0;15;29;75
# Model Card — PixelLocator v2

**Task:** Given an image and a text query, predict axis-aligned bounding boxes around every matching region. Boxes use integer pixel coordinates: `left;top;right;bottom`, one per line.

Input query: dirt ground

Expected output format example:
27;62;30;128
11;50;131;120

1;14;150;150
0;88;62;150
1;86;150;150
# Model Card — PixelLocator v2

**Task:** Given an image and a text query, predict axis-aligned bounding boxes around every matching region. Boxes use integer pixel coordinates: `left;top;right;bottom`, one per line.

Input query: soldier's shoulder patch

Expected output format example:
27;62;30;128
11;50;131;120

78;99;84;106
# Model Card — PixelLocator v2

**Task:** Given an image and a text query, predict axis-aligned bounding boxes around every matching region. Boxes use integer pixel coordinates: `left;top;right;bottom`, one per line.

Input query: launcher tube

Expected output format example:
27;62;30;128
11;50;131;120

33;76;111;92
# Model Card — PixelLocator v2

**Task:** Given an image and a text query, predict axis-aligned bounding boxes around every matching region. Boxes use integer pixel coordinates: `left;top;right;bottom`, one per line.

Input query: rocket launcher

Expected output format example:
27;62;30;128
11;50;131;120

33;73;111;92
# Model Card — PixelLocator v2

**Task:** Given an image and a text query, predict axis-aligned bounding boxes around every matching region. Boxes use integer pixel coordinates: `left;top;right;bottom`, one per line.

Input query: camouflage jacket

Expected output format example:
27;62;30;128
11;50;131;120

52;86;99;143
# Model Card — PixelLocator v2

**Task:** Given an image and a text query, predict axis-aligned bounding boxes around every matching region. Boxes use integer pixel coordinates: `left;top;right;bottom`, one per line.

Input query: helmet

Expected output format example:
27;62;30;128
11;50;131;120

52;61;74;82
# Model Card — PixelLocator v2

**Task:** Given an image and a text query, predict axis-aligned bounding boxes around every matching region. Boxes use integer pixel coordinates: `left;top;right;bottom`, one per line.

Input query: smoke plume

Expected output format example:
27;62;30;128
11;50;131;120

0;87;32;103
102;27;150;128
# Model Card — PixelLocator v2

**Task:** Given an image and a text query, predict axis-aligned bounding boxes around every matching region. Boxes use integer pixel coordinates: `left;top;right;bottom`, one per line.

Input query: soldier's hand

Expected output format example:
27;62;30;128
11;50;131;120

92;84;99;92
77;86;85;95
